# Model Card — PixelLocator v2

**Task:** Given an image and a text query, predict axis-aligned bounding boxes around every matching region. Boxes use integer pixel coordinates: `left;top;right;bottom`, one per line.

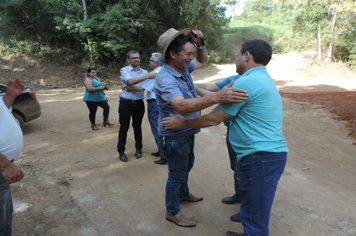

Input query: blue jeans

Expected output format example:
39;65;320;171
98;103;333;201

0;175;13;236
164;135;195;216
147;101;166;160
226;127;240;199
239;152;287;236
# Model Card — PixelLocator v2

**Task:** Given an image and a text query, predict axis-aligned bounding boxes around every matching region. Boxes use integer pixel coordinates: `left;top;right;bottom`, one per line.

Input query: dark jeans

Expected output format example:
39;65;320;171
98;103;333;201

164;135;195;216
117;99;145;152
0;174;13;236
147;100;166;160
226;127;241;199
85;101;110;124
239;151;287;236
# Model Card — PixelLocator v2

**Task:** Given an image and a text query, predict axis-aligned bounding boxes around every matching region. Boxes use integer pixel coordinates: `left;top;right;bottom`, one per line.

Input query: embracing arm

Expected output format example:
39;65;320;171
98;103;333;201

126;72;157;86
195;83;220;97
161;107;230;129
170;80;248;114
170;95;220;114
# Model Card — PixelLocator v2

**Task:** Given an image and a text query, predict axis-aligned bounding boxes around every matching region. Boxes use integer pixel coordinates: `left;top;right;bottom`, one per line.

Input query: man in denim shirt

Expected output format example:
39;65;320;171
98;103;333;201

155;28;248;227
122;53;167;165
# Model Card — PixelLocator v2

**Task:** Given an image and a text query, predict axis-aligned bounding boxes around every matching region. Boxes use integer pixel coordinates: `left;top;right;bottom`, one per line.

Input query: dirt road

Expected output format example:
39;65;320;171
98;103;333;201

11;53;356;236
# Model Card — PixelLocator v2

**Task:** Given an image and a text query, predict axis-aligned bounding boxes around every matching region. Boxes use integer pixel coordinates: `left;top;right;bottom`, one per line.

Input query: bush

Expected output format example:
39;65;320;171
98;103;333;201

222;22;253;34
234;25;274;42
272;42;283;54
209;50;221;63
207;36;235;63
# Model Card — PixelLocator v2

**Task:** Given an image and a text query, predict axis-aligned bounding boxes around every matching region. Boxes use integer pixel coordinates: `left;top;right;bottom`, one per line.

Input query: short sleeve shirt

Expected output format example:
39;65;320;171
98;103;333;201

119;65;148;100
155;61;200;136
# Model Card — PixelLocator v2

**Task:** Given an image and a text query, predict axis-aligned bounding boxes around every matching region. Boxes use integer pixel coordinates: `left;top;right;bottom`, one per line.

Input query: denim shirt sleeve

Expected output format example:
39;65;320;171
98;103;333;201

215;75;241;89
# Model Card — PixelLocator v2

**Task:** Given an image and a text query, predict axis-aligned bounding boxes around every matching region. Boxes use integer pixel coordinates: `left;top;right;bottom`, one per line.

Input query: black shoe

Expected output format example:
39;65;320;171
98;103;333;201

222;196;241;204
226;231;244;236
151;151;160;157
230;212;241;222
135;149;142;158
119;152;127;162
154;159;167;165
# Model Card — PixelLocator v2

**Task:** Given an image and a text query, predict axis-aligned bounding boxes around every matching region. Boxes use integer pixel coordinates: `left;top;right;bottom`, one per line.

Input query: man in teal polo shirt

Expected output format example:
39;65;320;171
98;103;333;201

161;39;288;236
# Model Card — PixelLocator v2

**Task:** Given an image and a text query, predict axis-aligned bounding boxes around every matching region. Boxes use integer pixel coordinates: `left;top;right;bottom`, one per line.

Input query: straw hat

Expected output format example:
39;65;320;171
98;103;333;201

157;28;192;62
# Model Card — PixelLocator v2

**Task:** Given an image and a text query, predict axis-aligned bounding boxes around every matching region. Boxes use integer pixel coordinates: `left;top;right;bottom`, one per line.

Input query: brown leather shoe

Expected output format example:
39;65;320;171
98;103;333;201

91;123;99;131
103;119;114;127
165;213;196;227
179;193;203;202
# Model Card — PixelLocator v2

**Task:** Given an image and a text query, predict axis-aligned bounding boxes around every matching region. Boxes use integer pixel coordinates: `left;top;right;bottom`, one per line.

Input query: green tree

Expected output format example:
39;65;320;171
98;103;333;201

0;0;230;66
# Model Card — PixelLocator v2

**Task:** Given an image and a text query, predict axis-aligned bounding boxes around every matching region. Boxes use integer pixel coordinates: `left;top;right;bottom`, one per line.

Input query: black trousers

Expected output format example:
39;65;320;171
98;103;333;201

117;99;145;152
85;101;110;124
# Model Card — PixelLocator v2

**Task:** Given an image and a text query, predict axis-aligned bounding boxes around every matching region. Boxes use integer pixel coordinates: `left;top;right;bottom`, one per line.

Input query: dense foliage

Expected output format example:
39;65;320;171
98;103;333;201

0;0;231;68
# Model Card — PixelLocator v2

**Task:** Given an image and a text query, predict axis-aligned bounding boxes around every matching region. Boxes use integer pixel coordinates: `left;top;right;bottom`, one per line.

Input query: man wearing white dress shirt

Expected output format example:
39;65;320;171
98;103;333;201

123;53;167;165
117;50;157;162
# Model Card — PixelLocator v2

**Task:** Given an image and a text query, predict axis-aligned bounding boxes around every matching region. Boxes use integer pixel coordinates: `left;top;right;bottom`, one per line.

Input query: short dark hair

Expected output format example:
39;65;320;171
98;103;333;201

165;34;194;62
127;50;139;59
241;39;272;66
87;67;96;76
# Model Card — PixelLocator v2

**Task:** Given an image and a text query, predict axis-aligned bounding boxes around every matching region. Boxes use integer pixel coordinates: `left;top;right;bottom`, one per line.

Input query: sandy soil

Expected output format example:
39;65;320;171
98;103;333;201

7;51;356;236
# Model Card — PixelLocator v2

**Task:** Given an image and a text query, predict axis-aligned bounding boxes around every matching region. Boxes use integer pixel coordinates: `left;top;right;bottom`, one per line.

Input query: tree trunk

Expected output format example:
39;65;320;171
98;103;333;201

82;0;93;63
82;0;88;20
318;25;321;61
326;12;336;62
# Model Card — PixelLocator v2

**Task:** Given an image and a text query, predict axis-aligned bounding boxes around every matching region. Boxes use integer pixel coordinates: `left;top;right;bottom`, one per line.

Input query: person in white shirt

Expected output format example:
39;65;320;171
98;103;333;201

123;53;167;165
117;50;157;162
0;78;25;236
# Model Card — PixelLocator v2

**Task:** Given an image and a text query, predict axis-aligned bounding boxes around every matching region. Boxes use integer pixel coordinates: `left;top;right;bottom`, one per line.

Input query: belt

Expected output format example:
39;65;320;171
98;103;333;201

120;98;143;103
146;99;156;103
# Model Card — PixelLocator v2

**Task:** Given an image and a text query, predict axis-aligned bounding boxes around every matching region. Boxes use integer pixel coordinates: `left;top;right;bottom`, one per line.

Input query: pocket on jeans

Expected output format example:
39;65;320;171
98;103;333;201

262;157;287;184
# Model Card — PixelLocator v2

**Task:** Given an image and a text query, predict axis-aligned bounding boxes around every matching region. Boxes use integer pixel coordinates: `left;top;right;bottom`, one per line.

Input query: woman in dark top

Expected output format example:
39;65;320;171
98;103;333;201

83;67;113;130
